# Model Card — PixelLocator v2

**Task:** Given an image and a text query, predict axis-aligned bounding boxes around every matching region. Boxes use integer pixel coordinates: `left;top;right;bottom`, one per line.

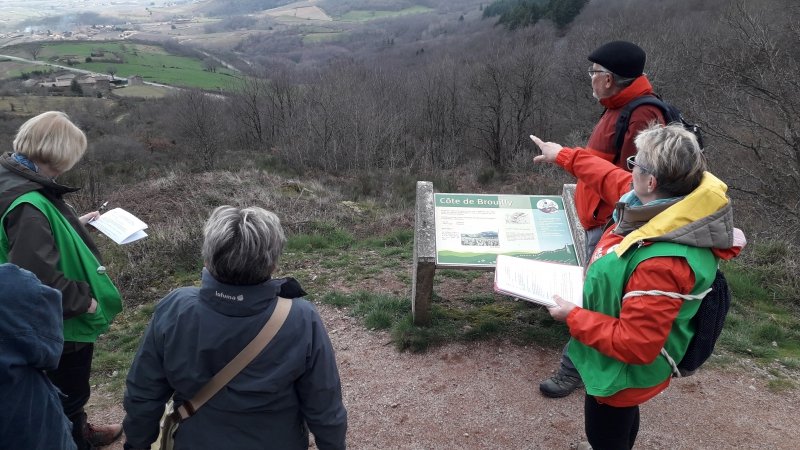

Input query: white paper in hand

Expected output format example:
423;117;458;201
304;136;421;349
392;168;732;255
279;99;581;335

494;255;583;307
88;207;148;245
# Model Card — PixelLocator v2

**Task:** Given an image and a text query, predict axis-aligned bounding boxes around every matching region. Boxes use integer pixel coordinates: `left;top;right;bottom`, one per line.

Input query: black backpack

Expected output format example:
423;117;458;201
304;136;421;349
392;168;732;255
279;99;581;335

612;95;704;164
675;269;731;376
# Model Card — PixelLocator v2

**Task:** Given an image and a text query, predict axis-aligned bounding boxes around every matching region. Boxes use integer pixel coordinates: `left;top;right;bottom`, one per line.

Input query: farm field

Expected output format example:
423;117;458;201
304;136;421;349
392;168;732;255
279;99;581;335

338;6;434;21
15;41;240;90
112;84;171;99
0;95;116;116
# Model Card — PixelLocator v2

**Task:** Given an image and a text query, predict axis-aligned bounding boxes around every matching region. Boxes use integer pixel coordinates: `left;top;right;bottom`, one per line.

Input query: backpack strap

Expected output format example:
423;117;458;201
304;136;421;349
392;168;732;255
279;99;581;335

621;288;711;378
612;95;668;164
176;297;293;420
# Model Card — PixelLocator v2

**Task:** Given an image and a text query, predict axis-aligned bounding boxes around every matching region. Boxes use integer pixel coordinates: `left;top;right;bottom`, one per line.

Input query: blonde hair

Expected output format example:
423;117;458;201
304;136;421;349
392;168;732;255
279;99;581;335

634;123;706;197
13;111;87;173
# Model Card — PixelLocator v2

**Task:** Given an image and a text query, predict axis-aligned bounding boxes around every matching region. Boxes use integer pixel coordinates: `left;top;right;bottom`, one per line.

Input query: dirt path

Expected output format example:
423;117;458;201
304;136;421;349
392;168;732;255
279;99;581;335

91;304;800;449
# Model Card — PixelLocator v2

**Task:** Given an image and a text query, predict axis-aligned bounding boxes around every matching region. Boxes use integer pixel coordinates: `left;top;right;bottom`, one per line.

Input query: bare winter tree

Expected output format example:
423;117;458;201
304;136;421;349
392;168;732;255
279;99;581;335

229;75;270;149
696;0;800;238
263;70;299;143
468;47;552;172
23;43;43;60
409;57;469;171
171;89;227;170
202;58;220;73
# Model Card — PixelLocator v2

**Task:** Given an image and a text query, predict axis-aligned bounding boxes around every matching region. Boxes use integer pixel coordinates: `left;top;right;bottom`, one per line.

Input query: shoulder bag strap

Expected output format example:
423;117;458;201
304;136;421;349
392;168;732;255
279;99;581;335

176;297;293;420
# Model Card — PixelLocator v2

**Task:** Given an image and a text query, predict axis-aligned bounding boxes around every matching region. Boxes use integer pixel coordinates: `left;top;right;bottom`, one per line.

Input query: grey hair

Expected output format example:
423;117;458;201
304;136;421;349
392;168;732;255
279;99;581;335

612;74;636;88
596;64;637;88
634;123;707;197
13;111;87;172
202;205;286;285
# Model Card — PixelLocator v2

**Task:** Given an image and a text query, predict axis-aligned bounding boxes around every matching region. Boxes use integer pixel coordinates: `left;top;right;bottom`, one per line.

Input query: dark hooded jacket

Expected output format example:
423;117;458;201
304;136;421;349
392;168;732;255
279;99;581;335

123;270;348;450
0;263;76;450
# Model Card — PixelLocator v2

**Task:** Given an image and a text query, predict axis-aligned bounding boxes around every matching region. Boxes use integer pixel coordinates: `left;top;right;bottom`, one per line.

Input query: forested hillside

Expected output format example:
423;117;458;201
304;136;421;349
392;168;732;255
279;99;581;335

483;0;588;29
0;0;797;301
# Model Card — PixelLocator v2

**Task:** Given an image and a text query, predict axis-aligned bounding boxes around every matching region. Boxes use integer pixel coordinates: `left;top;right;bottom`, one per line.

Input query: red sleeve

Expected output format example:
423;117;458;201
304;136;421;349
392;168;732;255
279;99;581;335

566;256;695;364
555;147;633;206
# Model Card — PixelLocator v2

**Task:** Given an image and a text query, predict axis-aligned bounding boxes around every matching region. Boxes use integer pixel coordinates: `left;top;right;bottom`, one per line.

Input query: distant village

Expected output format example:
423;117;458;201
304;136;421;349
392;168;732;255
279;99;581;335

22;72;144;96
0;15;196;44
0;14;194;97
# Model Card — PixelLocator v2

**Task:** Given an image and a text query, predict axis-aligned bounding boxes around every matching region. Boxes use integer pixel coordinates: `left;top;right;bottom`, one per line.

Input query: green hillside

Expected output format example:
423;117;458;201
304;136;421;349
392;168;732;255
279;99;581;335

35;41;239;90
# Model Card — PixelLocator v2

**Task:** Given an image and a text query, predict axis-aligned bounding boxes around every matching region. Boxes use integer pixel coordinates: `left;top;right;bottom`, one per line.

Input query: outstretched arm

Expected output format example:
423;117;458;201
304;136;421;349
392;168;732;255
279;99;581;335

530;135;563;164
530;134;633;204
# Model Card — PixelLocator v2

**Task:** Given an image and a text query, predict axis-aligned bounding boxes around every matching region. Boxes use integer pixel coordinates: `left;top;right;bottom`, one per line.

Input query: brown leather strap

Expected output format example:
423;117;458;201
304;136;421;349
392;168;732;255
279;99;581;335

177;297;292;420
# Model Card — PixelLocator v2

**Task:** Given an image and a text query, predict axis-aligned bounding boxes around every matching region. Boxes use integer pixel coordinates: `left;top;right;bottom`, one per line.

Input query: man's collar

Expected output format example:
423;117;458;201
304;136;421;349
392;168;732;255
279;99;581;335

600;75;654;110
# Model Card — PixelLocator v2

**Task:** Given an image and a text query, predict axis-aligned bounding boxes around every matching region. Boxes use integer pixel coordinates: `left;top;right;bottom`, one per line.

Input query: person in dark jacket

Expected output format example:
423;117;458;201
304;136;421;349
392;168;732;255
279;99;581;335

0;111;123;449
0;263;76;450
123;205;348;450
538;40;667;399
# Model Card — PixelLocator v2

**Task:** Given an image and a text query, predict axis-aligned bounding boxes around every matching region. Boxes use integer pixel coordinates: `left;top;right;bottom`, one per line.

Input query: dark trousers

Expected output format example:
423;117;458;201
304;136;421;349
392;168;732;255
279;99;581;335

48;342;94;450
584;394;640;450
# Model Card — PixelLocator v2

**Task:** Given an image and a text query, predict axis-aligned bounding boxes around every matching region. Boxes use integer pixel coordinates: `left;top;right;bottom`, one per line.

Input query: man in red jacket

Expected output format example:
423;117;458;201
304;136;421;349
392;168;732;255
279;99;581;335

539;40;666;398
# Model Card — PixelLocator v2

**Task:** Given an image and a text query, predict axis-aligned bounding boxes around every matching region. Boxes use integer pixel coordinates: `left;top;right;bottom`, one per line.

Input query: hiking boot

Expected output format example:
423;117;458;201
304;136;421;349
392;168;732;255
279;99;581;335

539;371;583;398
84;422;123;448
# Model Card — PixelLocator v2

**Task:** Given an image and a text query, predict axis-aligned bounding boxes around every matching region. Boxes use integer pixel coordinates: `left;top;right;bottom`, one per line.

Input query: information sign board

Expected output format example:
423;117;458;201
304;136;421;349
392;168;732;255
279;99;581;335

433;193;578;267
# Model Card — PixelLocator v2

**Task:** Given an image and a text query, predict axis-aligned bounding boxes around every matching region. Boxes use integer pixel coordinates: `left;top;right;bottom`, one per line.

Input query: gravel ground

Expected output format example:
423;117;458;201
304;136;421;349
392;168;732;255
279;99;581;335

91;303;800;449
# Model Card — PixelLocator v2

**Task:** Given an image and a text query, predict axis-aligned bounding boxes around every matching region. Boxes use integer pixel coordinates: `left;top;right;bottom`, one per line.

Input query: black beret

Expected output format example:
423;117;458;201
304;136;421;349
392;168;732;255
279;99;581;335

587;41;646;79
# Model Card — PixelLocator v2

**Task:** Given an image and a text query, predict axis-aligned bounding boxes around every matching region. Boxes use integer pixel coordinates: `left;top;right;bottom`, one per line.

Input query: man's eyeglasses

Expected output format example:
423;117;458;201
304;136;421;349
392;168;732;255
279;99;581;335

626;155;651;173
588;68;610;78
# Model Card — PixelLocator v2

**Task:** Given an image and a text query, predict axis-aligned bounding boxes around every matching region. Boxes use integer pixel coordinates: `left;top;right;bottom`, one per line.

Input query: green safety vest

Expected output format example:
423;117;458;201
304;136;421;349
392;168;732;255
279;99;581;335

0;191;122;342
569;241;717;397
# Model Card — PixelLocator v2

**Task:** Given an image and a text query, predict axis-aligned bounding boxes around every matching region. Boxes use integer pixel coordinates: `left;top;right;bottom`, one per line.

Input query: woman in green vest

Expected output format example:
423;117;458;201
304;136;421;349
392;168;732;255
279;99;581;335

530;124;744;449
0;111;123;449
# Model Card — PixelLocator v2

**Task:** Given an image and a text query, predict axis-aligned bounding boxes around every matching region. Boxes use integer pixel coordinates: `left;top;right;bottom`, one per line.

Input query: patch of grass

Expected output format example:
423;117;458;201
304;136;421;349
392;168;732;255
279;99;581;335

316;290;562;352
391;310;457;352
323;291;410;331
766;378;796;392
359;228;414;249
321;253;354;269
387;299;568;353
779;357;800;369
754;322;785;344
339;6;434;21
718;247;800;366
287;221;355;251
113;84;170;98
320;292;359;308
379;247;410;258
91;303;156;392
303;31;345;43
436;269;486;281
464;293;495;306
392;295;566;351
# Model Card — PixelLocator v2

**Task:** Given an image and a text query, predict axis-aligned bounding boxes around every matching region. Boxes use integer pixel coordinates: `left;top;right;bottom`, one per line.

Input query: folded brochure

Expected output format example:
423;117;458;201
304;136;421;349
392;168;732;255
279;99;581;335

494;254;583;308
88;207;148;245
